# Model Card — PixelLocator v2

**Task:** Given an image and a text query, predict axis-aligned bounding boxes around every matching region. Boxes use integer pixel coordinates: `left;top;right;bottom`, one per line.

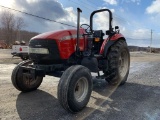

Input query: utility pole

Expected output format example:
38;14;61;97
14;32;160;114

150;29;153;53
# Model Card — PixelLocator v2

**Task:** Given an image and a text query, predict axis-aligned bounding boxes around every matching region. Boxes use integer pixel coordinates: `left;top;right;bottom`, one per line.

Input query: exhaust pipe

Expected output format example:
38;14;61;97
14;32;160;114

76;8;82;56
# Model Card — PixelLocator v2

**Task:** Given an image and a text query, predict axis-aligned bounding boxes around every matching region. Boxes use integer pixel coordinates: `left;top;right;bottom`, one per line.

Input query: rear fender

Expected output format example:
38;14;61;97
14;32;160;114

100;33;125;57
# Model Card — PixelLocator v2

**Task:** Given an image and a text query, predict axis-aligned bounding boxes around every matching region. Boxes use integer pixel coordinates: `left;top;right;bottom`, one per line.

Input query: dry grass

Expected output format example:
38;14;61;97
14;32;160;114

130;52;160;62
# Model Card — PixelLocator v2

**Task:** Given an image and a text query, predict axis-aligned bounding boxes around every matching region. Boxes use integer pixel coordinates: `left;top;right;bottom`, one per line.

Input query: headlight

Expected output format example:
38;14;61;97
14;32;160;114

29;48;49;54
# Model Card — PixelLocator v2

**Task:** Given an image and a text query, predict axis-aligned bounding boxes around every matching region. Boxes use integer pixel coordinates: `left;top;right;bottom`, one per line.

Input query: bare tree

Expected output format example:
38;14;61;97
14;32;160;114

15;17;26;41
0;10;15;44
0;10;27;45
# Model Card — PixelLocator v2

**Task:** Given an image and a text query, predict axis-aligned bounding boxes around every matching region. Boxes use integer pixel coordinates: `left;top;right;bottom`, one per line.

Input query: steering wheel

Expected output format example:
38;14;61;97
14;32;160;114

80;24;93;34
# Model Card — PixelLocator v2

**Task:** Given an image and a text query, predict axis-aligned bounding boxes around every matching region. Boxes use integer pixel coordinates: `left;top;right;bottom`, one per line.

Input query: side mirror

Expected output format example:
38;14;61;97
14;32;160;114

115;26;120;33
115;26;119;29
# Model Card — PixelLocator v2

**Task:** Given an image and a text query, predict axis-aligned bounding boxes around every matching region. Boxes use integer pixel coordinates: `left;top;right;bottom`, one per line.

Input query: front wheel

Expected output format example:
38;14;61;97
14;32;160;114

105;40;130;85
20;55;29;60
11;60;43;92
58;65;92;113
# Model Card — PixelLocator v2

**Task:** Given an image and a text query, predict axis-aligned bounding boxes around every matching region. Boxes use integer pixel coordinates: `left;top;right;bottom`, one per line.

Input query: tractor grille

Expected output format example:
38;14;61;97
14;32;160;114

29;39;62;64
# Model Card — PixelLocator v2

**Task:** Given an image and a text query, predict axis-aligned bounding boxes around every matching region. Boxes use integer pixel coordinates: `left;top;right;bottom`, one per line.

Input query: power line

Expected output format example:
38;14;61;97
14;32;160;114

70;0;128;25
69;0;93;15
0;5;76;28
84;0;130;25
87;0;99;8
0;4;134;32
0;4;157;35
79;0;97;10
70;0;91;10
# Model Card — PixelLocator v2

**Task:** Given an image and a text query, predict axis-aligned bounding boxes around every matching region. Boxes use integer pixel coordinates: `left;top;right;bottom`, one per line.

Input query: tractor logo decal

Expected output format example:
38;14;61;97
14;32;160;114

35;45;42;47
60;34;83;41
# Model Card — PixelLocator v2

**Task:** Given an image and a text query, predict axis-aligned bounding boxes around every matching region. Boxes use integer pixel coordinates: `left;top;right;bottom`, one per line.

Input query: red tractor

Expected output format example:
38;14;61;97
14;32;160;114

11;8;130;113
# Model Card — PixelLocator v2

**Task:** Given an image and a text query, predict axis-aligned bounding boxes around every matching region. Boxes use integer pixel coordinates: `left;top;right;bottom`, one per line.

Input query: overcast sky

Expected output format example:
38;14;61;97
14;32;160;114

0;0;160;47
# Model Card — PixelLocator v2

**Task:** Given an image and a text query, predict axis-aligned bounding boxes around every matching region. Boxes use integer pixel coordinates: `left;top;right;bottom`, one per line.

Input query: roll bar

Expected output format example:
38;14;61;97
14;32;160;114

90;9;113;32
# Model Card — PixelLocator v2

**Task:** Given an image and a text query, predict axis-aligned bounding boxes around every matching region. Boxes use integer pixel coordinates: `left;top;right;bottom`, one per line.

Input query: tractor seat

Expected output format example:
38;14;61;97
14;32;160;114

93;30;104;40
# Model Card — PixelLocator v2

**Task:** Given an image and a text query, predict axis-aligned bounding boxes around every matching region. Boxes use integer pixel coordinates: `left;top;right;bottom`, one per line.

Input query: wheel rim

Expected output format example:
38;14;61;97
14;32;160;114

74;77;88;102
21;61;41;88
23;76;40;87
118;50;129;78
22;56;28;60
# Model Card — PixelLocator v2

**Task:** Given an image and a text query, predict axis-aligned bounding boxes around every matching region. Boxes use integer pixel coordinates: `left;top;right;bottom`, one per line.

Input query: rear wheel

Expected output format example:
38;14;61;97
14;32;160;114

11;60;43;92
105;40;130;85
20;55;29;60
58;65;92;113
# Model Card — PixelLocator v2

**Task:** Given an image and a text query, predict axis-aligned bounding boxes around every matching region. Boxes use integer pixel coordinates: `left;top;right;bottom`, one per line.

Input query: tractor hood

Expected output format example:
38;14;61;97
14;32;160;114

29;28;86;64
31;29;85;41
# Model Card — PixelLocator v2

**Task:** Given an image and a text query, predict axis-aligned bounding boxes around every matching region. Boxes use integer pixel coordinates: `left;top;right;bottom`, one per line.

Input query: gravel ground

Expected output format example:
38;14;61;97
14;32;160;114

0;50;160;120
